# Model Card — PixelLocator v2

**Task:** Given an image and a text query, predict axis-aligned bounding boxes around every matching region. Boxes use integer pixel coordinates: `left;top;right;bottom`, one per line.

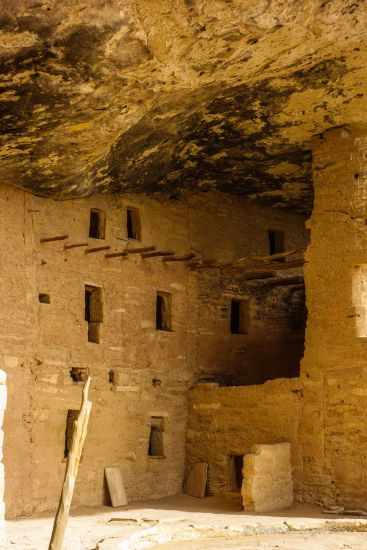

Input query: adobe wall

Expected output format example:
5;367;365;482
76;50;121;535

190;194;308;385
300;126;367;508
186;127;367;509
0;185;307;518
186;379;303;496
195;267;306;385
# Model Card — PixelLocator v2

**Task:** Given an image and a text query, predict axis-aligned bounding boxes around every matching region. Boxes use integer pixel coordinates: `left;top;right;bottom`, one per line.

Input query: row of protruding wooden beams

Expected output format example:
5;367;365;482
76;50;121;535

189;259;304;271
40;238;196;263
39;236;302;276
246;275;304;287
188;249;305;286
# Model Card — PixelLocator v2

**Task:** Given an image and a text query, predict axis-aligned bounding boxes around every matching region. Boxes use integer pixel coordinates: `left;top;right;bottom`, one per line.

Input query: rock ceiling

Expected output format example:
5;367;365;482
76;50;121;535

0;0;366;213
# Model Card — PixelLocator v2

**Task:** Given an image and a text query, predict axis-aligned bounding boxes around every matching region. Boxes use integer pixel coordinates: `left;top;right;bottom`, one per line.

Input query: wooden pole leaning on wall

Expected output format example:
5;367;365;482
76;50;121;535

48;378;92;550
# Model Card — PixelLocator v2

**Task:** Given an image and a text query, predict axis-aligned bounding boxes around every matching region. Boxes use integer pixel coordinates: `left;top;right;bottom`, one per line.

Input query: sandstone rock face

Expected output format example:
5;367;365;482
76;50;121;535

0;1;366;211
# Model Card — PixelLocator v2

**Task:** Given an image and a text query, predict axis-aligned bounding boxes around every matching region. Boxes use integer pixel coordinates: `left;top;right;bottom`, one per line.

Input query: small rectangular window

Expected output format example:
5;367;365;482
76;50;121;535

39;293;50;304
85;285;103;343
230;299;249;335
70;367;89;383
148;416;165;457
156;292;172;331
126;207;141;240
89;209;105;239
268;229;285;259
64;409;79;459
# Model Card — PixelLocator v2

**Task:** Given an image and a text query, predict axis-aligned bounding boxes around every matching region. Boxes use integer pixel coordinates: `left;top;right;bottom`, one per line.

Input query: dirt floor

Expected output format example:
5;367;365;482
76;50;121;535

3;495;367;550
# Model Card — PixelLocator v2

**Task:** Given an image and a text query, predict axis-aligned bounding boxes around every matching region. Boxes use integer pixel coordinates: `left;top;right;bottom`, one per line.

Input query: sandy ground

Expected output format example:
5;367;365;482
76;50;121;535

3;495;367;550
151;532;367;549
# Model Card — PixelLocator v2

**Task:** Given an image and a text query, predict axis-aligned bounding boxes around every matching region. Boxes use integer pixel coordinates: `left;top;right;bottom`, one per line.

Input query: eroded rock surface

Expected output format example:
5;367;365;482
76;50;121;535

0;1;366;211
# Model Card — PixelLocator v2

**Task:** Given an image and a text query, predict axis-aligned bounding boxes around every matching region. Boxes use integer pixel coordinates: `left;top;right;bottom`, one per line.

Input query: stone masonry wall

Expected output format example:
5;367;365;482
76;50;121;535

300;126;367;508
0;185;306;518
186;379;302;496
195;267;306;385
187;125;367;510
191;195;308;385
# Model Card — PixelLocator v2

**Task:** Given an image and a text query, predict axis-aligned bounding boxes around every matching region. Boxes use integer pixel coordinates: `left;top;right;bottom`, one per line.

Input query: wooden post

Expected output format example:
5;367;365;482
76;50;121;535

247;275;304;288
48;378;92;550
85;246;110;254
127;246;155;254
162;253;195;263
141;250;175;259
40;235;69;243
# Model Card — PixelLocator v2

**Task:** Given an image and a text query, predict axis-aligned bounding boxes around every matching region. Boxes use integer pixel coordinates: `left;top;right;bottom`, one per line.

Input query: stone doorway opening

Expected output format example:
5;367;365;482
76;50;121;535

229;455;243;492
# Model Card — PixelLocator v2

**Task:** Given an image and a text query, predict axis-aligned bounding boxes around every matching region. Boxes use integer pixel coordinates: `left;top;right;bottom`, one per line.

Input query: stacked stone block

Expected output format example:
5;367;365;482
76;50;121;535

242;443;293;512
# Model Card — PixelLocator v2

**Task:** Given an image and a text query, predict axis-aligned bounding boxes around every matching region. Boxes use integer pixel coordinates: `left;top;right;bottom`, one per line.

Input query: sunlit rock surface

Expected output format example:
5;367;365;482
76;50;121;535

0;0;366;212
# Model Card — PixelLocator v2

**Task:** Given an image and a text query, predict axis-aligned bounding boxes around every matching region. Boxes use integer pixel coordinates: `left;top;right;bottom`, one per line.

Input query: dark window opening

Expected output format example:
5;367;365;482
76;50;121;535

126;207;141;240
88;323;100;343
230;299;249;334
268;229;285;260
148;416;165;457
229;455;243;492
70;367;89;383
108;370;115;384
89;209;105;239
85;285;103;343
39;293;50;304
64;409;79;459
156;292;172;331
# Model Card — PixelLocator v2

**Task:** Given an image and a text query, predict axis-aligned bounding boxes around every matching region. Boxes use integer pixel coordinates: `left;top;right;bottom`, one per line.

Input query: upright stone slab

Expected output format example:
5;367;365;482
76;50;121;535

185;462;208;498
242;442;293;512
105;467;128;507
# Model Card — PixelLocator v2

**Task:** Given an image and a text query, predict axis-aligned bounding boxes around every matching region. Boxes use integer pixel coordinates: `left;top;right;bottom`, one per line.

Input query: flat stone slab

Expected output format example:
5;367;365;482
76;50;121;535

185;463;208;498
105;467;128;507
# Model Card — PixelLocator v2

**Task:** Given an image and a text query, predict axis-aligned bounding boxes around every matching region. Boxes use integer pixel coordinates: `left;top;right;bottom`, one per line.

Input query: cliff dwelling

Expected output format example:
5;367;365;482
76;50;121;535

0;1;367;549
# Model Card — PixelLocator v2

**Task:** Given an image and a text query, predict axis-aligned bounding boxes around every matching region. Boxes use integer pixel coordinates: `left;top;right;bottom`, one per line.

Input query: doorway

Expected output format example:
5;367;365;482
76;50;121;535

229;455;243;492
